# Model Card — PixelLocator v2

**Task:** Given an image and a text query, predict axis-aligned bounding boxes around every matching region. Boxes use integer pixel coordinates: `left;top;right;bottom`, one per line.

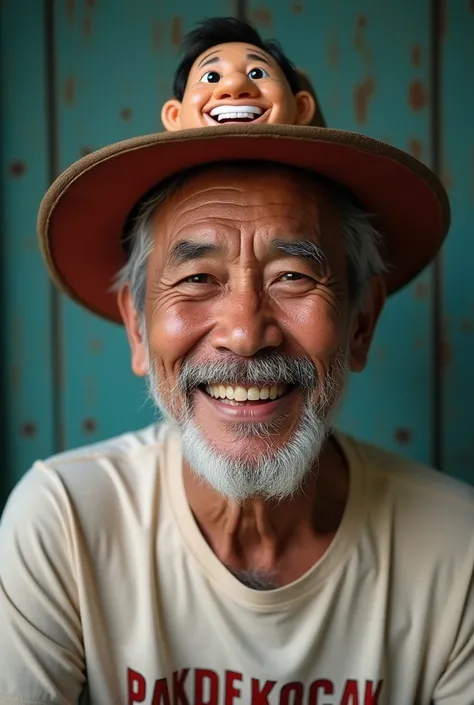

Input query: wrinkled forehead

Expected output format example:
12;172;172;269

149;164;342;253
190;41;280;74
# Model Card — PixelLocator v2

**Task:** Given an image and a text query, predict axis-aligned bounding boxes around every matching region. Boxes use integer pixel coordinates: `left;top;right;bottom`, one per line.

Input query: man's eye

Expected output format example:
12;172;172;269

183;274;210;284
200;71;221;83
248;67;270;80
280;272;307;281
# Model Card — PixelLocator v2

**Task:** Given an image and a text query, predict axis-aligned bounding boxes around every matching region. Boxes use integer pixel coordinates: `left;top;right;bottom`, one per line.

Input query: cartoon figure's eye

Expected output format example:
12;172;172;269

248;67;270;80
200;71;221;83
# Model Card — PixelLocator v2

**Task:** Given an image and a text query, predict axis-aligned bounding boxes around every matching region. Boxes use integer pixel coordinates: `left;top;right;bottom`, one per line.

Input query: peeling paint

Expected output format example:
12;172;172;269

9;160;26;177
83;418;97;434
395;428;412;444
408;138;423;160
354;76;375;123
354;14;371;69
153;21;163;50
120;107;132;121
171;17;183;47
411;44;422;66
64;76;76;106
251;8;273;27
327;35;339;67
409;80;428;111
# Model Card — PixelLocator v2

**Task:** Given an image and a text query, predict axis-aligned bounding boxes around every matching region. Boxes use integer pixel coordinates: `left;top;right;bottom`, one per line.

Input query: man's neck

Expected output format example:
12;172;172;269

182;436;349;588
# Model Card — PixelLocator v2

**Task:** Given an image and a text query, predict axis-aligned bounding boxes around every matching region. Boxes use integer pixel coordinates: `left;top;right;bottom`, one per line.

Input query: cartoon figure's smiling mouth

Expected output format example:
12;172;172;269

206;105;267;124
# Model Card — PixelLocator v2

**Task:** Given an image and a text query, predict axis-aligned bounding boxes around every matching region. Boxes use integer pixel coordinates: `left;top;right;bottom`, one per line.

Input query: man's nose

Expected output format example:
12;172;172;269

213;72;260;100
209;289;283;357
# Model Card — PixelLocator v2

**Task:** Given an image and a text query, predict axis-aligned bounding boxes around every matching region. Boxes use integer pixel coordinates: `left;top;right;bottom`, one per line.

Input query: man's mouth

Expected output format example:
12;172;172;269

207;104;266;124
201;383;290;405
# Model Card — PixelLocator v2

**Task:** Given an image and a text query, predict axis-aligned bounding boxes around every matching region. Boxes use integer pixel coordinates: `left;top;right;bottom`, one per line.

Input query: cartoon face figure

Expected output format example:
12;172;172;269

162;42;316;130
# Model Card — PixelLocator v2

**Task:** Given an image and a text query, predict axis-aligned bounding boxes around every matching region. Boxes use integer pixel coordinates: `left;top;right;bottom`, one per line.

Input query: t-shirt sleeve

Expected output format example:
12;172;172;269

433;546;474;703
0;463;86;705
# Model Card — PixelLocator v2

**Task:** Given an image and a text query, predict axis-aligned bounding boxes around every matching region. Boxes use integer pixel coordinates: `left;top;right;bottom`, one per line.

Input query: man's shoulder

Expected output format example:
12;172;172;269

2;422;176;537
42;421;168;469
339;430;474;544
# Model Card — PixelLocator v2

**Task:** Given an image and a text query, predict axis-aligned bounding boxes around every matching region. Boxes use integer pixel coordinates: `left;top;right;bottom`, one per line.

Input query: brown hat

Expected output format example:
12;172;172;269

38;123;449;324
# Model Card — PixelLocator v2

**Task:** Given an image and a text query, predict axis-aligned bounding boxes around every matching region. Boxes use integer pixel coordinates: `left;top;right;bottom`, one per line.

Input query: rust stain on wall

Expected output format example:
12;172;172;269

471;150;474;202
64;76;76;106
327;35;339;66
153;21;163;50
461;320;474;333
120;107;132;121
395;427;412;445
411;44;422;66
82;418;97;434
9;160;26;177
354;76;375;123
86;0;95;7
251;8;273;27
171;17;183;47
292;2;303;13
409;80;428;111
414;282;428;299
66;0;75;22
414;337;425;349
408;138;423;160
470;0;474;12
354;15;371;69
83;16;92;37
89;338;103;353
21;422;37;438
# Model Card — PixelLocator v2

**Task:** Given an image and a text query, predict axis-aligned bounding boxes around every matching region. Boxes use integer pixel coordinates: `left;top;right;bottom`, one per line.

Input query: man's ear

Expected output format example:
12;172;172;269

294;90;316;126
161;99;183;131
117;285;148;377
348;276;386;373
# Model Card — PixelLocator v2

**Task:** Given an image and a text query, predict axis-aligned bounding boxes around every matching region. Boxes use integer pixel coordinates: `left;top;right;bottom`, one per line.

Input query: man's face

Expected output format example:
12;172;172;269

161;42;315;130
120;166;382;500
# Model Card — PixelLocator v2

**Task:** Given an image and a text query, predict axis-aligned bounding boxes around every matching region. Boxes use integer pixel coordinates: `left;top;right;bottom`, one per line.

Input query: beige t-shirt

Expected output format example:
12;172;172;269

0;423;473;705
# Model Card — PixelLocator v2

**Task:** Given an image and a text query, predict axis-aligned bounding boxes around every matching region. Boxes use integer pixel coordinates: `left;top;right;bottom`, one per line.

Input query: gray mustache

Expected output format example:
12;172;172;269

177;354;318;394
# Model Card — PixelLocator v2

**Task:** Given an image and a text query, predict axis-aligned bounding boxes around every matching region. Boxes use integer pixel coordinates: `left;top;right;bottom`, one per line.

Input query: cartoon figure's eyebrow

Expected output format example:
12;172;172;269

246;52;272;66
198;50;220;68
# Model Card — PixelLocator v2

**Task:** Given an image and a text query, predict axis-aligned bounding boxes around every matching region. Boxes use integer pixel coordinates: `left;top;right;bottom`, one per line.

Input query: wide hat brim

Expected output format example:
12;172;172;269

38;124;450;324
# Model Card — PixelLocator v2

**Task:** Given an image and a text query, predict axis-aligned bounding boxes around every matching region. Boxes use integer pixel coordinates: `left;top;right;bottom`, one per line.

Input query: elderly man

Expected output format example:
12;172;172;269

0;114;473;705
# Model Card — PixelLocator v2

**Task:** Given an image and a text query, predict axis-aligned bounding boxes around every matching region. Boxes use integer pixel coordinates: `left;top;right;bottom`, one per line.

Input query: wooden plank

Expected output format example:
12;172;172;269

54;0;237;450
247;0;434;463
0;0;55;497
441;1;474;483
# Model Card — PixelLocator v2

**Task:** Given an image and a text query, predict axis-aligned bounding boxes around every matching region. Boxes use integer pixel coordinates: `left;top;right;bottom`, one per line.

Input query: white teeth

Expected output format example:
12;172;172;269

206;384;287;401
210;104;263;117
217;111;257;121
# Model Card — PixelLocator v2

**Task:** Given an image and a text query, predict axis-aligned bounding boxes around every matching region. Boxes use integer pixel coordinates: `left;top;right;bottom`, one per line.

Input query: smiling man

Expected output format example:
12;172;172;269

1;97;473;703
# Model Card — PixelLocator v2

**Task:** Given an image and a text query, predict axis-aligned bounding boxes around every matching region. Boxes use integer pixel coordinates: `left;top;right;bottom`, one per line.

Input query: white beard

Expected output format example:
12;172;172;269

145;346;348;503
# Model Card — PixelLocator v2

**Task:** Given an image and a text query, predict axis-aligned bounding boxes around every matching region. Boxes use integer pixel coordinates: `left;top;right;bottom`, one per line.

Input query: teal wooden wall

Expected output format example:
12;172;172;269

1;0;473;503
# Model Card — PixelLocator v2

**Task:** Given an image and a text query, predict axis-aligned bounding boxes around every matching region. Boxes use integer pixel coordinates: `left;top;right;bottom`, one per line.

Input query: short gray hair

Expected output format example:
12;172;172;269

113;162;386;313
